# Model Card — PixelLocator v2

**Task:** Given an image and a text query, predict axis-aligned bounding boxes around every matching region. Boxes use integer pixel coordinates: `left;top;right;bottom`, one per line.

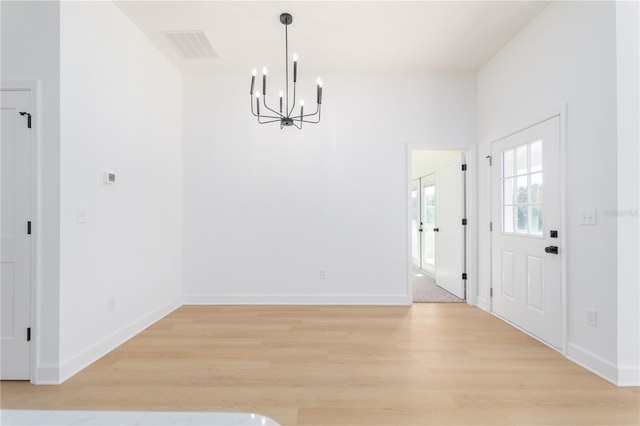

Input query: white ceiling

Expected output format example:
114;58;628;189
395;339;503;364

115;1;549;75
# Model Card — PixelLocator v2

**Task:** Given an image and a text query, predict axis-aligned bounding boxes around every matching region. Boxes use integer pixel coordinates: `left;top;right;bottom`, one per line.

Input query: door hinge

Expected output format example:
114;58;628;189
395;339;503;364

462;273;467;280
462;218;467;226
19;112;32;129
461;164;467;171
489;222;493;232
27;221;32;235
486;155;492;166
490;288;493;297
27;327;31;342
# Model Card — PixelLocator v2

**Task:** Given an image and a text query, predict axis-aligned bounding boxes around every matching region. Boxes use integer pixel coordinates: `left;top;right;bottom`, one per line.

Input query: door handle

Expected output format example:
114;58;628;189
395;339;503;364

433;228;439;232
545;246;559;254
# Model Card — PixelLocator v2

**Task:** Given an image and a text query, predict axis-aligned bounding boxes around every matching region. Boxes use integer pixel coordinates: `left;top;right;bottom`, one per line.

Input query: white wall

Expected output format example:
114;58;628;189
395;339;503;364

183;72;475;303
58;1;183;382
615;0;640;386
477;1;638;385
1;0;61;383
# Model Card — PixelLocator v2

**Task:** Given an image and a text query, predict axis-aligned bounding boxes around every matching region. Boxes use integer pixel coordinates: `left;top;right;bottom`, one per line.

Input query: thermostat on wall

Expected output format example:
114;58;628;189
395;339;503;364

102;171;116;184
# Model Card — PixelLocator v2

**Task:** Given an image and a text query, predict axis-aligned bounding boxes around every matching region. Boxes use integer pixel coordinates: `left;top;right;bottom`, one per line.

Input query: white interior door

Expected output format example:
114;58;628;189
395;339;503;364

491;116;562;349
411;179;421;268
1;89;33;379
421;175;436;276
435;158;465;299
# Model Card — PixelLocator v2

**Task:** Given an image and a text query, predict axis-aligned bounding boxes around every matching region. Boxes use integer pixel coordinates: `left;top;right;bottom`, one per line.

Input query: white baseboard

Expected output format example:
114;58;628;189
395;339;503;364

183;293;411;305
475;296;488;311
566;342;618;385
34;364;61;385
617;365;640;387
56;297;182;384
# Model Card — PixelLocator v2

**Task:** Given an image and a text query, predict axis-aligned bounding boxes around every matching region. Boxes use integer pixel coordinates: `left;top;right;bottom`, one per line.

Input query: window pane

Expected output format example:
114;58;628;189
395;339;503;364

503;178;514;206
517;205;528;234
503;150;514;178
531;204;543;235
517;175;528;204
424;185;435;205
531;172;542;203
425;206;435;227
504;206;514;233
516;145;528;175
531;140;542;173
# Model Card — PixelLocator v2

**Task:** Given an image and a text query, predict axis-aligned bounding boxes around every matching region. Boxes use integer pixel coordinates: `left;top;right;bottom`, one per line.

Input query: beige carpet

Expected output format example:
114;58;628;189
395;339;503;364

412;267;464;303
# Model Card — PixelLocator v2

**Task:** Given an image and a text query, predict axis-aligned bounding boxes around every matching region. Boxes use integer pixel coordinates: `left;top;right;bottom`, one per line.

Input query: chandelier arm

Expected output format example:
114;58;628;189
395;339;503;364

288;82;297;117
257;114;282;120
258;117;282;124
250;96;260;117
293;103;320;120
301;106;321;123
254;99;282;120
262;95;284;118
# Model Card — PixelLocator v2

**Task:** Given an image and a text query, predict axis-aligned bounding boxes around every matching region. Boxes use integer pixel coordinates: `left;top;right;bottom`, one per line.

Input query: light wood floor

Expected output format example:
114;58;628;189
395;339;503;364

2;304;639;425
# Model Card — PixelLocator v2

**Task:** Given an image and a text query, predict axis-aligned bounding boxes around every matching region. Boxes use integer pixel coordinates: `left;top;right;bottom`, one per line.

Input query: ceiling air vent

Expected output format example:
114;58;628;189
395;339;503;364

162;31;219;59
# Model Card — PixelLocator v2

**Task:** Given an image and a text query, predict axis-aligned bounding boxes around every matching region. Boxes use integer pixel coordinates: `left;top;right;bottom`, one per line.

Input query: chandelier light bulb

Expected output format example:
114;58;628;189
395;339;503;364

252;69;257;76
317;78;322;87
279;91;283;98
255;91;260;98
262;67;268;75
300;99;304;106
293;54;298;62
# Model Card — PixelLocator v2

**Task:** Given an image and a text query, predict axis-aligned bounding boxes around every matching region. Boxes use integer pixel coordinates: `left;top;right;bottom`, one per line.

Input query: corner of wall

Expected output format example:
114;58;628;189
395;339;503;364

57;297;182;384
566;343;618;385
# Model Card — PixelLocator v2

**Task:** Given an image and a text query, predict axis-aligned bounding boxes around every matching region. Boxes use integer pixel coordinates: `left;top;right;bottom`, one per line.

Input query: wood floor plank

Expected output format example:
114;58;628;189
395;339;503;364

2;304;638;425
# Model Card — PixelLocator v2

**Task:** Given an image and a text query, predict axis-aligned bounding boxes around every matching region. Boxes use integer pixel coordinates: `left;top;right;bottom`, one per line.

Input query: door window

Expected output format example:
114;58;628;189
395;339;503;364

501;139;543;236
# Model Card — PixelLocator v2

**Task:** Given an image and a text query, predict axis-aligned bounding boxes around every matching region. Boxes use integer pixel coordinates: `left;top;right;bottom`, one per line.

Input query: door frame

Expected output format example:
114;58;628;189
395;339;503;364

2;81;40;382
407;145;478;305
486;105;568;354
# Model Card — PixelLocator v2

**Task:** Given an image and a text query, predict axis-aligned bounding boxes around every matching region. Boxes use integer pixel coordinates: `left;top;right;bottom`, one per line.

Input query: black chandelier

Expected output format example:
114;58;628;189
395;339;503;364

250;13;322;129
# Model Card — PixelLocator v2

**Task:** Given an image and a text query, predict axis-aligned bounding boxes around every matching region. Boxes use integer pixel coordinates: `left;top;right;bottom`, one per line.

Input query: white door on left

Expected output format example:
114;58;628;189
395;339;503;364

1;89;33;379
434;158;465;299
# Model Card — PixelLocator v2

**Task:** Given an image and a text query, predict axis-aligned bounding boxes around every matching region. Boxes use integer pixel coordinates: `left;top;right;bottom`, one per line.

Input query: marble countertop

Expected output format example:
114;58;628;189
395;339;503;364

1;409;280;426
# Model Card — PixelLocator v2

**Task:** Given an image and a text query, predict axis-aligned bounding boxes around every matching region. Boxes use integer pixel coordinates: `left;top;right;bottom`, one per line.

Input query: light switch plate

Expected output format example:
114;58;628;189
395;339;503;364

580;209;597;225
102;171;116;184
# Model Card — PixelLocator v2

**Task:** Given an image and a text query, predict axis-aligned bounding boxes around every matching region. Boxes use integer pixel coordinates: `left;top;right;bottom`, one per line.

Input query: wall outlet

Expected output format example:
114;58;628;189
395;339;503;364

76;208;88;224
107;297;116;311
586;308;597;327
319;270;326;280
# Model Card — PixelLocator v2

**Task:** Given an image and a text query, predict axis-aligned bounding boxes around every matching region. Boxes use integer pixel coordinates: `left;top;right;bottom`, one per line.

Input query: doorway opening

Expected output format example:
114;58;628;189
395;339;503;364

411;149;468;303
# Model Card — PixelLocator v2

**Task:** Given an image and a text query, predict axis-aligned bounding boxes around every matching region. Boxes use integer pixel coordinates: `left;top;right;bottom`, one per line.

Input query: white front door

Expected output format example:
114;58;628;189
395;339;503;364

434;158;465;299
1;89;33;379
491;116;562;349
